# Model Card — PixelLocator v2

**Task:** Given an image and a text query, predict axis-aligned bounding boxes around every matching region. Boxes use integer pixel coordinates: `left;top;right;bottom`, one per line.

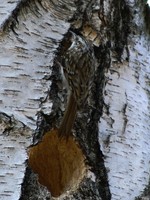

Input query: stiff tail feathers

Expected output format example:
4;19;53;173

58;93;77;138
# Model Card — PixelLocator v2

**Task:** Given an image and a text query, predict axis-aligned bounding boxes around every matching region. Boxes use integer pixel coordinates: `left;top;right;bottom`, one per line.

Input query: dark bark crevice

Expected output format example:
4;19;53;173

32;1;112;199
19;167;51;200
74;44;111;200
111;0;131;61
32;62;62;145
143;3;150;35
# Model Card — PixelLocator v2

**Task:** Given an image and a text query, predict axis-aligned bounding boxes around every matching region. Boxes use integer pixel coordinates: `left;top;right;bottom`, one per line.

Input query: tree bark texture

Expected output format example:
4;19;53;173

0;0;150;200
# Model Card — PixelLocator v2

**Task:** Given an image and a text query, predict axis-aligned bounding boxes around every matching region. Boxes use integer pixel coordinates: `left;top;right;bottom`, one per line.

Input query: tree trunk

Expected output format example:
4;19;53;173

0;0;150;200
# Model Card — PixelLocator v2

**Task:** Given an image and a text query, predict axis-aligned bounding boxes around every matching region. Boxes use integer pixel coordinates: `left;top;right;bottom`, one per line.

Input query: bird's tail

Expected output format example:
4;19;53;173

58;93;77;138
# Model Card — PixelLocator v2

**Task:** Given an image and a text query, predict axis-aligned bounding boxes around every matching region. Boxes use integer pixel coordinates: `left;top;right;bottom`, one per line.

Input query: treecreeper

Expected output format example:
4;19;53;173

58;31;96;138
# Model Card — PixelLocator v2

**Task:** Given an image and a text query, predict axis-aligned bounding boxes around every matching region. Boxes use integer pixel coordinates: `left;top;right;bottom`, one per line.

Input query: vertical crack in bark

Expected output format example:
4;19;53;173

74;44;111;200
143;2;150;34
122;92;128;134
111;0;131;60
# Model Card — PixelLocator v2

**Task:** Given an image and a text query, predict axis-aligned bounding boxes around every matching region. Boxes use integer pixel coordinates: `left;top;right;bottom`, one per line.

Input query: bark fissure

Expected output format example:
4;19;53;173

74;44;111;200
111;0;131;60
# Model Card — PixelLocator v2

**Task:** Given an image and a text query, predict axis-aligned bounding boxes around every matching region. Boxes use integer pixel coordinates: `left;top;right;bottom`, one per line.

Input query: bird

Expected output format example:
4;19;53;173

58;31;96;138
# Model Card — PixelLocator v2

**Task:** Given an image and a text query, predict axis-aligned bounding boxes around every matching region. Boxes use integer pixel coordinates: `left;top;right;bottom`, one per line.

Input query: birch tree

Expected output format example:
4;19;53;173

0;0;150;200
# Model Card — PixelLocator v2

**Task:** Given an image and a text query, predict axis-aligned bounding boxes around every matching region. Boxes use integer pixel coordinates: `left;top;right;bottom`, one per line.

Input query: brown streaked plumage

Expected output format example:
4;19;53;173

58;32;95;137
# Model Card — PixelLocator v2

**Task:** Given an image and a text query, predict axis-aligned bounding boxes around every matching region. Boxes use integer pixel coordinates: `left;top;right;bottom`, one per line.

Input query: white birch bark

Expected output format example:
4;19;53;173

0;0;150;200
0;114;32;200
99;2;150;199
